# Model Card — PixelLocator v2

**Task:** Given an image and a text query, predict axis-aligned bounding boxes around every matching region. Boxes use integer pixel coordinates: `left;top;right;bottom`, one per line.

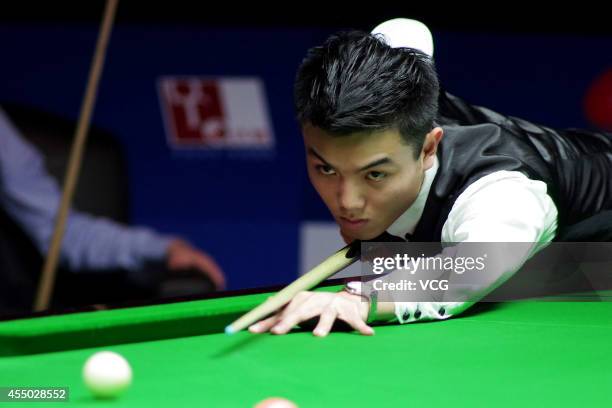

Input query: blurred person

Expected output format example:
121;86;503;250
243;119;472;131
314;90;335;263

0;107;225;315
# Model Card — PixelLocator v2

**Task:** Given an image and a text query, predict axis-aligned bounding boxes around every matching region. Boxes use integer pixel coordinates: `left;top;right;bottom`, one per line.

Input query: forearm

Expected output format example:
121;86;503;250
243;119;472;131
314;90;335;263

60;212;172;272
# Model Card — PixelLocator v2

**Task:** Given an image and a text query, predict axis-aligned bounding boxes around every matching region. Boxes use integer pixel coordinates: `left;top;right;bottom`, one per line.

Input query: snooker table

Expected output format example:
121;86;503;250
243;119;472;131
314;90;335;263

1;284;611;407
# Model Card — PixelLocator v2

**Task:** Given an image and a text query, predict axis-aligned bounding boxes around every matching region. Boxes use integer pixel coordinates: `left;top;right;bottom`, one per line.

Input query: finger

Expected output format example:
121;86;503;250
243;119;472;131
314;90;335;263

272;293;335;334
249;292;313;334
166;239;191;268
195;254;226;290
271;306;322;335
248;315;280;333
352;319;375;336
313;309;338;337
167;251;186;270
338;311;375;336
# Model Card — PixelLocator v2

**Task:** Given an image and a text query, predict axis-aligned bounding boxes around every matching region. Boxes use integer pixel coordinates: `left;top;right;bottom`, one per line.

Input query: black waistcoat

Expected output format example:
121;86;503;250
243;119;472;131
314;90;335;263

411;92;612;242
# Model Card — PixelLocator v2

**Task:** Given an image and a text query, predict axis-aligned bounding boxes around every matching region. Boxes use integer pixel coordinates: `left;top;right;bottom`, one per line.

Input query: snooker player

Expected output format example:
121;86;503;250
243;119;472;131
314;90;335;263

249;30;612;337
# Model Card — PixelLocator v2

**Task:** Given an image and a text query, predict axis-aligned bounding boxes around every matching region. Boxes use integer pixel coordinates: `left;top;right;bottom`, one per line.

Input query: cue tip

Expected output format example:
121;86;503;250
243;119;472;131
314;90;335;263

225;325;236;335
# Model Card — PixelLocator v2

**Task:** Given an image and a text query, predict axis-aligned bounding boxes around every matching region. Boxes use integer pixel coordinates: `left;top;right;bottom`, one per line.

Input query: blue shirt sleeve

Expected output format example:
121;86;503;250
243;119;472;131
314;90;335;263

0;108;172;279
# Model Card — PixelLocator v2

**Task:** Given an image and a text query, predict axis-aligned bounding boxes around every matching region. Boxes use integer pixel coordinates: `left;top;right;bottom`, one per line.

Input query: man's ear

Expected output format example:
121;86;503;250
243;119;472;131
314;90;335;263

421;127;443;170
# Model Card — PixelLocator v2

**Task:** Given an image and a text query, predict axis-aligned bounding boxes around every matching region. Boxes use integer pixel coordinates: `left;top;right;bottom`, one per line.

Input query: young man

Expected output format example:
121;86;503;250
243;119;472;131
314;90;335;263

249;30;612;337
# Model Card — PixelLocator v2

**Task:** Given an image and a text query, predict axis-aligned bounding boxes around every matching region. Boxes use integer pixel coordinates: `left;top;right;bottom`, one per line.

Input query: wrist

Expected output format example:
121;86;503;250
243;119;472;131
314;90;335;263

343;281;378;324
339;290;370;321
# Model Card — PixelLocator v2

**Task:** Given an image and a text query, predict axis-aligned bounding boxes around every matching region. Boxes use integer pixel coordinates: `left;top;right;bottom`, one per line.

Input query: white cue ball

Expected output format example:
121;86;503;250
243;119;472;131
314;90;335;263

371;18;434;57
83;351;132;398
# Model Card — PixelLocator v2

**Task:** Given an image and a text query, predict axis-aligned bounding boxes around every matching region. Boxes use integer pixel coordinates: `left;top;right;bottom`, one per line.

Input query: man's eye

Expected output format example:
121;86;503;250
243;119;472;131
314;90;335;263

316;165;336;176
367;171;387;181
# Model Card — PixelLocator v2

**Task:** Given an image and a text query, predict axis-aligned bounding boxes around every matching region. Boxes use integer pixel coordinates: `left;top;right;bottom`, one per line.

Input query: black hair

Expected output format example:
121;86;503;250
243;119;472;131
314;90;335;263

294;30;439;158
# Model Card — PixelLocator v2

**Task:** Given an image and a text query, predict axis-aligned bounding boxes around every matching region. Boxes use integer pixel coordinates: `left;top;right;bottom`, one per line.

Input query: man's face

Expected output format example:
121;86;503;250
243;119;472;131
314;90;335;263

303;124;441;241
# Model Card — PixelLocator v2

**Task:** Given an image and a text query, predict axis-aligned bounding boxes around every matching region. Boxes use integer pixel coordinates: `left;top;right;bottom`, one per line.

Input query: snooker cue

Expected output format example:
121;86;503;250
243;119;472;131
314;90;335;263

34;0;119;311
225;241;361;334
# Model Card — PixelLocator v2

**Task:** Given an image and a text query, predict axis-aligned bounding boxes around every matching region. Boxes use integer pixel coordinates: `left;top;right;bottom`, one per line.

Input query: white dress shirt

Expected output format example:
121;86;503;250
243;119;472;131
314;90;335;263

383;156;558;323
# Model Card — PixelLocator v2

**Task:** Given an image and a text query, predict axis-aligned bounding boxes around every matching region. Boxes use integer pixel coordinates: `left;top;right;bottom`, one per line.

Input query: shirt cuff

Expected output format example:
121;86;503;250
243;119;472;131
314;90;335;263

133;229;173;262
394;301;471;323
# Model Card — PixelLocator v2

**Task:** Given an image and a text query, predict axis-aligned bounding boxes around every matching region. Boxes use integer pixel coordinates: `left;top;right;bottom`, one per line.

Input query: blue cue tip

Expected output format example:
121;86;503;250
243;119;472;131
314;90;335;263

225;326;235;335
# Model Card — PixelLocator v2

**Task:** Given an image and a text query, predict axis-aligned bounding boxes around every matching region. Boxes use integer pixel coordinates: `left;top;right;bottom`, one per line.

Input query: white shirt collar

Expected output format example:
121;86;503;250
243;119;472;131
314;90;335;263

386;156;439;239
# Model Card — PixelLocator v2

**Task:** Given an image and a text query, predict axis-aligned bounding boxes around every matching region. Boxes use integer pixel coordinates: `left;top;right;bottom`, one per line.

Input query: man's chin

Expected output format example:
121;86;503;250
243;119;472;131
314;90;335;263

341;228;384;242
360;232;386;241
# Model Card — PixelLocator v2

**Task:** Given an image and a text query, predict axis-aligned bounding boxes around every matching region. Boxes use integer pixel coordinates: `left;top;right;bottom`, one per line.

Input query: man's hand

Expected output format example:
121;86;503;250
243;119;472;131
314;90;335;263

248;291;374;337
166;239;226;290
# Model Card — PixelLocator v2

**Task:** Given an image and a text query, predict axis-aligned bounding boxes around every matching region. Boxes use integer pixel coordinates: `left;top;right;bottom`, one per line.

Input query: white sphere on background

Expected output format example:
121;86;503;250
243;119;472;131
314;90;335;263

371;18;434;57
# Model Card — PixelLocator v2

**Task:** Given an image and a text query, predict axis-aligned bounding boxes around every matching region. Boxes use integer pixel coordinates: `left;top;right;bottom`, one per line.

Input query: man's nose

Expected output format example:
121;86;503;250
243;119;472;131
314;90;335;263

338;179;365;214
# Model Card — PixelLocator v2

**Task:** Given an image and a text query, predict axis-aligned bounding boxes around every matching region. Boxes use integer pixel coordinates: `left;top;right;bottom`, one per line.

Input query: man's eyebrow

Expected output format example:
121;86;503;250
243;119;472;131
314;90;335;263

308;148;394;171
307;148;333;167
358;157;393;172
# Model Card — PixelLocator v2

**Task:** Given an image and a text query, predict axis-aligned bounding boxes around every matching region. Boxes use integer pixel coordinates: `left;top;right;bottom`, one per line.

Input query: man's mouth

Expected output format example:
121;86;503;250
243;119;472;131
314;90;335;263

339;217;369;231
